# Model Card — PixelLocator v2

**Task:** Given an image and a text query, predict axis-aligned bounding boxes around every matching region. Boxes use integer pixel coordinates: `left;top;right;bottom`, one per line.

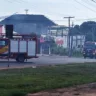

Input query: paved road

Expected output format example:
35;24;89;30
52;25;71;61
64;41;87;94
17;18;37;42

0;56;96;69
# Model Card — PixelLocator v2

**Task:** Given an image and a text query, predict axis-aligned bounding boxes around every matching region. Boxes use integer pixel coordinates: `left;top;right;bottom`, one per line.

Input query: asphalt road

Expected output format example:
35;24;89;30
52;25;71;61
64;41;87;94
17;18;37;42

0;55;96;69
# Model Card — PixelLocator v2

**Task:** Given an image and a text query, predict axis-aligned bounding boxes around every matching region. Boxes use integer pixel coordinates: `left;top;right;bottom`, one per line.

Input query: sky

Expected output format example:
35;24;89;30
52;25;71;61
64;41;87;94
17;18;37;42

0;0;96;26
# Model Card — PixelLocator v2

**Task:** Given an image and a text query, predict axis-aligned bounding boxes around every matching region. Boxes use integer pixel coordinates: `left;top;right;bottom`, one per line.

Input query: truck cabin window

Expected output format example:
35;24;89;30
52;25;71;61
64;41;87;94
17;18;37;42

0;41;6;46
84;43;96;49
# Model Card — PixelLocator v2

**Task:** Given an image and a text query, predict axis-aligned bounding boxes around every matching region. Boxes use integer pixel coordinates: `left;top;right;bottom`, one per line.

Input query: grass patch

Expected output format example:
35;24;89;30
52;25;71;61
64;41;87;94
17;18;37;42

0;63;96;95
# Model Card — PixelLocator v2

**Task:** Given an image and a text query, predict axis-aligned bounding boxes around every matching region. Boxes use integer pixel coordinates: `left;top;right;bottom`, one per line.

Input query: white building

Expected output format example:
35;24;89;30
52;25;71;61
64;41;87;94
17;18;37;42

48;25;85;50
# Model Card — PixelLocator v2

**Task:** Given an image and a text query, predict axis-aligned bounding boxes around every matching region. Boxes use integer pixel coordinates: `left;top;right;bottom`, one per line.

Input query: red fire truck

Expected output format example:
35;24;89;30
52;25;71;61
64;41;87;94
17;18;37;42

0;34;38;62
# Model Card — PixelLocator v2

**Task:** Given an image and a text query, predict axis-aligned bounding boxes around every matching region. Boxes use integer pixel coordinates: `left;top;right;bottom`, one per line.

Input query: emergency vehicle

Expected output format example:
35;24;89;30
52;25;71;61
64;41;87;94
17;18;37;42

0;34;38;62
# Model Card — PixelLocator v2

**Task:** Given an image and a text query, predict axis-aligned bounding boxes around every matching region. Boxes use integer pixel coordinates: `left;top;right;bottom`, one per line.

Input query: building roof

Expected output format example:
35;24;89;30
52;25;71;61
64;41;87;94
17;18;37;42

0;14;56;26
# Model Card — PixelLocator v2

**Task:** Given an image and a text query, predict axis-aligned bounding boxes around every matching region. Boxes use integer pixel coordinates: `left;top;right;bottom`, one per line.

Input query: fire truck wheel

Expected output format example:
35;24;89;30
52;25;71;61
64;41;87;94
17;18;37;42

16;55;25;63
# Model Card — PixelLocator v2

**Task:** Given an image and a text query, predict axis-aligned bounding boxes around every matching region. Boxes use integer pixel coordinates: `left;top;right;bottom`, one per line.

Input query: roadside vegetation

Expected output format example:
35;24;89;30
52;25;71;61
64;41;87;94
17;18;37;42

1;63;96;96
51;43;82;57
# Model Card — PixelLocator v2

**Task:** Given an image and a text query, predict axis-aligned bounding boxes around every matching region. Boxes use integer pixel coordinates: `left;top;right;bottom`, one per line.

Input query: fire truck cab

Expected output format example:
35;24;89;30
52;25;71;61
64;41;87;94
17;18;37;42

0;35;38;62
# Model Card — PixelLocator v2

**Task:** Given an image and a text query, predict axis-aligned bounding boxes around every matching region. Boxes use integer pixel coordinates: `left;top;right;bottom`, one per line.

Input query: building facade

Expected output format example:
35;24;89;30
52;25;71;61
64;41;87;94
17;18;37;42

0;14;56;35
48;25;85;50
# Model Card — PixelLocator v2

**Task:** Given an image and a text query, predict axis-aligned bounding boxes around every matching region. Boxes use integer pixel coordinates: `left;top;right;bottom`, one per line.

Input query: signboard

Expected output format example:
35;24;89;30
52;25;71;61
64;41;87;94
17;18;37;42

40;36;45;43
56;39;64;45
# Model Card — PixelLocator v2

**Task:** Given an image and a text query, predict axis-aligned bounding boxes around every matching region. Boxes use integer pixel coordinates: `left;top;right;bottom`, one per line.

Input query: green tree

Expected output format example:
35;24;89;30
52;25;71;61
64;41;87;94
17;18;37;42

70;25;80;36
80;21;96;41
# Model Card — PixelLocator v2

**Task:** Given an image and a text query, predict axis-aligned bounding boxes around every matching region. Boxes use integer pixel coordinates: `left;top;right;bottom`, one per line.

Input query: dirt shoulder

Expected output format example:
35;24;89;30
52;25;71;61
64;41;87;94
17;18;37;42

28;83;96;96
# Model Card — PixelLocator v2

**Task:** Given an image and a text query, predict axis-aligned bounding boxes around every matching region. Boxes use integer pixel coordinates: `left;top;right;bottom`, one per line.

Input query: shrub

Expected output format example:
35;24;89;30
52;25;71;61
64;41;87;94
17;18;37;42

9;91;26;96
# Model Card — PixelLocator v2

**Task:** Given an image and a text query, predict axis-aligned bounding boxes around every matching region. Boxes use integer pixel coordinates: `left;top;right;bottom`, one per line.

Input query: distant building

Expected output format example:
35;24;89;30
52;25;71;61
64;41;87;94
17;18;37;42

48;25;85;50
0;14;56;35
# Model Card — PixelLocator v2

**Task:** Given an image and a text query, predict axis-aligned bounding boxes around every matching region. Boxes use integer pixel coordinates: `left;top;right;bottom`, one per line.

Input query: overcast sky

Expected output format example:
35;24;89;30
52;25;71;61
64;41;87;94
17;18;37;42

1;0;96;26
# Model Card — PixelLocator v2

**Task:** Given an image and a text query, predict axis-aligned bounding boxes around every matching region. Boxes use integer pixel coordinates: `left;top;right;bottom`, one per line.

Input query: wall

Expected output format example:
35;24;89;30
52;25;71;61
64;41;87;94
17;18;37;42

51;35;85;49
72;35;85;50
1;23;49;35
14;23;48;35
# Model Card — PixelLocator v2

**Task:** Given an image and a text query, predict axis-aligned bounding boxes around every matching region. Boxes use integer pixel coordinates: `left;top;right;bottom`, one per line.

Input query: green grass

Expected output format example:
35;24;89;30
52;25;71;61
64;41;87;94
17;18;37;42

1;63;96;96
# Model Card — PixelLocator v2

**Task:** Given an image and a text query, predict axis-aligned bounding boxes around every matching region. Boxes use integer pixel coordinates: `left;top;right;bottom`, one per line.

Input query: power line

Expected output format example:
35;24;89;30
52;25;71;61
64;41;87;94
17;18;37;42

11;0;26;4
52;17;96;21
70;0;82;10
91;0;96;3
4;0;13;3
5;0;28;4
74;0;96;13
0;14;95;22
81;0;96;9
15;0;28;3
4;0;21;4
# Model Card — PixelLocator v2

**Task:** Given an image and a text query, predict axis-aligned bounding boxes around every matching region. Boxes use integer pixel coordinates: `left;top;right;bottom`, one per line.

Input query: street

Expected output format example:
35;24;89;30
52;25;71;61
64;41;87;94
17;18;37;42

0;55;96;69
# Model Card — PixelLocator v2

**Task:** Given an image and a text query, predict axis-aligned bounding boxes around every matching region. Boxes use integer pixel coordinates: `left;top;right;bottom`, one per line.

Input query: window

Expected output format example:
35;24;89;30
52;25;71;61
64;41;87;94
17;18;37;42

0;41;6;46
84;43;96;49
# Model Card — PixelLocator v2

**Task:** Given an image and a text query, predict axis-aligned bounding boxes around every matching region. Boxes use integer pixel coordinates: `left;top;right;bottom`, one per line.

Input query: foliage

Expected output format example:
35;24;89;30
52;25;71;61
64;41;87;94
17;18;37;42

80;21;96;41
70;25;81;35
80;21;96;34
72;50;82;57
70;21;96;41
9;91;26;96
50;43;82;57
51;44;68;55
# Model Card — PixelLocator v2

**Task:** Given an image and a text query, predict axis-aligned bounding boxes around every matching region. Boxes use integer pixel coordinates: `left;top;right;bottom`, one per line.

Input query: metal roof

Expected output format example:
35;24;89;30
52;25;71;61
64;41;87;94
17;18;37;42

0;14;56;26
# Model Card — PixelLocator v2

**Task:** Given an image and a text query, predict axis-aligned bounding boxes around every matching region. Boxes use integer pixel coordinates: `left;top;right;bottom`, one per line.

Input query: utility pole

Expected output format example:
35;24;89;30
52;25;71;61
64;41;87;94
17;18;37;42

64;16;75;57
25;9;29;15
71;21;74;55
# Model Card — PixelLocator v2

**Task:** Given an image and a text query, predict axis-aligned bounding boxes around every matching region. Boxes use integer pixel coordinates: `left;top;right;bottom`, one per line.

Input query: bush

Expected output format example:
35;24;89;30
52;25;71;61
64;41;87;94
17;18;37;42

51;46;68;56
50;42;82;57
9;91;26;96
72;50;82;57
